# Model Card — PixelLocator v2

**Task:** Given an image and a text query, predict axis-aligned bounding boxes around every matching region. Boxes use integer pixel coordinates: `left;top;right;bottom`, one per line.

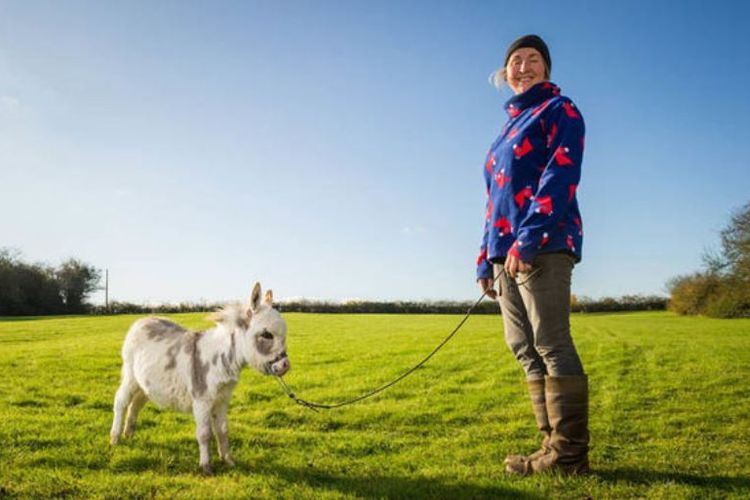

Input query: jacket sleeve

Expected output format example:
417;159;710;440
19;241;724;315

510;100;585;263
476;220;493;280
476;157;494;280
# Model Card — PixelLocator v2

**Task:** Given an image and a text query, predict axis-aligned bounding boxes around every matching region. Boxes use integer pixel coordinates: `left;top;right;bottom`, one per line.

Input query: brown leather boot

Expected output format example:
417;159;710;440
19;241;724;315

503;378;552;467
506;375;590;475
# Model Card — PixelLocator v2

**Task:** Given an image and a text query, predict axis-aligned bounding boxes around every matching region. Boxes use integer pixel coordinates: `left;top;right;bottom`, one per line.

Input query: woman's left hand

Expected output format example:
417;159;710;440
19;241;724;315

504;254;532;279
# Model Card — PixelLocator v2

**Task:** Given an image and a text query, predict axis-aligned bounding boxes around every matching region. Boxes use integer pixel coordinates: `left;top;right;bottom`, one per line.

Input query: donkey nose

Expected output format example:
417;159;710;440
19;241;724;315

273;358;290;376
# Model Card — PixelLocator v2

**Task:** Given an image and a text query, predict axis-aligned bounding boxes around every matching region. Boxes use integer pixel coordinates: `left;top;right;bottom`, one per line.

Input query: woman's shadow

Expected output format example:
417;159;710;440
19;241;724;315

594;467;750;495
241;461;544;499
239;461;750;498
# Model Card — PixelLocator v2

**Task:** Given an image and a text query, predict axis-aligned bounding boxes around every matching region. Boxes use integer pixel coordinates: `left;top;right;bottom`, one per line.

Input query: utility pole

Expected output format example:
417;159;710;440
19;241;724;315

105;269;109;313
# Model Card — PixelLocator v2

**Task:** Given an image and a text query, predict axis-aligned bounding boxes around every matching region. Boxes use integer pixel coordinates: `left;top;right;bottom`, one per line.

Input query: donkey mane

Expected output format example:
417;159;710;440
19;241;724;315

207;303;249;330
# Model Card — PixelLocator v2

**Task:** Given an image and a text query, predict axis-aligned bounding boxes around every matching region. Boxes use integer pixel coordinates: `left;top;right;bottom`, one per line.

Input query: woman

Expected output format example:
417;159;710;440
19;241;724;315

476;34;589;475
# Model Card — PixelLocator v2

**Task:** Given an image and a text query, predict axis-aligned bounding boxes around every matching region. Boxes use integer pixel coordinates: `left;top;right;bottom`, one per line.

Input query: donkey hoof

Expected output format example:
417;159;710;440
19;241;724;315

223;456;236;467
110;434;120;445
200;463;213;475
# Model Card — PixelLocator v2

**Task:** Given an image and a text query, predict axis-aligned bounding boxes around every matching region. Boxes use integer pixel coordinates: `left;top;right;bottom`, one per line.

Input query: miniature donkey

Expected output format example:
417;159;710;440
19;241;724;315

109;282;290;474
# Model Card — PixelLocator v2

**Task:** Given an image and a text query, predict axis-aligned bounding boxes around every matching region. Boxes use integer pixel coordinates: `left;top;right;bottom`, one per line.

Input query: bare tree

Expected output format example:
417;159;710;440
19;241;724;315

719;202;750;282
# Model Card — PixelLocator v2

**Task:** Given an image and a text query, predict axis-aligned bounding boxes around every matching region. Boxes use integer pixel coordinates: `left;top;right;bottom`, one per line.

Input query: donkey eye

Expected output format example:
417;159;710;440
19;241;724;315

260;331;274;340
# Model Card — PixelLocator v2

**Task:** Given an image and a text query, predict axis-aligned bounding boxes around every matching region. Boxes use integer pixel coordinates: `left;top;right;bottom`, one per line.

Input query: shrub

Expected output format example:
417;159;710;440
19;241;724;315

667;272;722;316
704;279;750;318
572;294;668;313
668;272;750;318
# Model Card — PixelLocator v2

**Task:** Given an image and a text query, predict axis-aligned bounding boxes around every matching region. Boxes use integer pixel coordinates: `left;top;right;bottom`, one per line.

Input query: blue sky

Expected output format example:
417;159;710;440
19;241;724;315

2;0;749;304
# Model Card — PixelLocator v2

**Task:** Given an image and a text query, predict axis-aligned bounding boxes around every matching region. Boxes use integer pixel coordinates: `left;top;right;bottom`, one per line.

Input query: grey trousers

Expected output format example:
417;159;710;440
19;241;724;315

494;253;584;379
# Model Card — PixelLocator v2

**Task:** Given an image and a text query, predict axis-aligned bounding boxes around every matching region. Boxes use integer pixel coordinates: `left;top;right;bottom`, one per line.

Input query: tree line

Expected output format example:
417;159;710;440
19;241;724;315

1;248;670;317
8;197;750;320
88;295;666;316
0;249;101;316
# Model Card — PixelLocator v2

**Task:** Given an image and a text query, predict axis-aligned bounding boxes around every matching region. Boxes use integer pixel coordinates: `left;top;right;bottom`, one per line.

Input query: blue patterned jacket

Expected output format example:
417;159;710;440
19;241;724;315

477;81;585;279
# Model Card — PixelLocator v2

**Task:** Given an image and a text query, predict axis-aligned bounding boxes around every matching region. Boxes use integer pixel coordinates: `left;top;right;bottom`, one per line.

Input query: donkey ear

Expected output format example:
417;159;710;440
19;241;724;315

264;289;273;305
249;282;262;312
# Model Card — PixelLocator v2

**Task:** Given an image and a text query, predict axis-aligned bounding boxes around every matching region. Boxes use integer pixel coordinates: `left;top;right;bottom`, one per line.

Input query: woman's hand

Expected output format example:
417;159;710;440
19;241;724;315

504;254;532;279
478;278;497;299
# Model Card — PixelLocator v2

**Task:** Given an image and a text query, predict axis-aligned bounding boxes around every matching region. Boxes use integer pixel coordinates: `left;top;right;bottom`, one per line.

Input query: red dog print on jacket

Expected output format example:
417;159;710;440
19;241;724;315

476;248;488;265
568;184;577;202
495;168;510;187
485;154;496;174
539;232;550;249
554;146;574;166
494;216;512;236
563;101;579;119
514;186;534;208
541;82;560;95
535;195;553;216
513;137;533;159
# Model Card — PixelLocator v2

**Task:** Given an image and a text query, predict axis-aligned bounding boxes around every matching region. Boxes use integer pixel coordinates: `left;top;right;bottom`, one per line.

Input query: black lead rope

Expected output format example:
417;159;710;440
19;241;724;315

274;266;542;412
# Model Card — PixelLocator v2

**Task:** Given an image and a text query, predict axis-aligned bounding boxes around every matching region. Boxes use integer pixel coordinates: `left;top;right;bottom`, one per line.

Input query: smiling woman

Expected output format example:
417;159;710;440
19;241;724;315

489;34;551;92
505;48;549;94
476;34;590;477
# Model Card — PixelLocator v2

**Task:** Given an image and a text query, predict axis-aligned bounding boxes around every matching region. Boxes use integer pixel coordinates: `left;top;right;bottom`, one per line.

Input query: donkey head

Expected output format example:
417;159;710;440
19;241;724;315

244;282;290;377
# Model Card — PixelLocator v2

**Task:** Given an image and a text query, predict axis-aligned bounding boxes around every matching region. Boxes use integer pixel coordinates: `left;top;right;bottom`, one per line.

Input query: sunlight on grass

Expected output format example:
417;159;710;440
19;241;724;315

1;312;749;498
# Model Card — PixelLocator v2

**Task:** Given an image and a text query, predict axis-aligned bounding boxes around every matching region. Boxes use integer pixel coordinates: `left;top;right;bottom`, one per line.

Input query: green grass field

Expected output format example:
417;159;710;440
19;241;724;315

1;311;749;499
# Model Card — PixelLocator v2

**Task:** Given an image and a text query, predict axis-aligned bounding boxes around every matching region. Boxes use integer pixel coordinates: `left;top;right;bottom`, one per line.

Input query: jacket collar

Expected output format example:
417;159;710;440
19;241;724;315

504;81;561;118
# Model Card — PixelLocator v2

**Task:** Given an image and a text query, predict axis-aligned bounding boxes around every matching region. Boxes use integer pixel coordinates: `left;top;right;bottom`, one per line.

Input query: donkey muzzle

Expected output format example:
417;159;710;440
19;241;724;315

267;351;290;376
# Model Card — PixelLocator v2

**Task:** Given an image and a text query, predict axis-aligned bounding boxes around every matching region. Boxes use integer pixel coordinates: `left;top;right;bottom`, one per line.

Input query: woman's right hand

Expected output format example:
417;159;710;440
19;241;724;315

478;278;497;299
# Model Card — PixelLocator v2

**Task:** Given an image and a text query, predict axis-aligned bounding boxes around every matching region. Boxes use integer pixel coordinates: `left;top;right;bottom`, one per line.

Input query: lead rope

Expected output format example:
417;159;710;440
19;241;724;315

274;266;542;412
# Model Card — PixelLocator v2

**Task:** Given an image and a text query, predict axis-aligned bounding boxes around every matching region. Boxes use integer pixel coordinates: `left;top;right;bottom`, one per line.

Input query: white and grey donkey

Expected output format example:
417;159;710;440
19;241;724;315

109;282;290;474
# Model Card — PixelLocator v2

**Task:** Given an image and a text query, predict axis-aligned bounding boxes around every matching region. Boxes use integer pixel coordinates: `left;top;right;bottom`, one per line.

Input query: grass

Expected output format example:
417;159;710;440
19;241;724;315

0;311;749;498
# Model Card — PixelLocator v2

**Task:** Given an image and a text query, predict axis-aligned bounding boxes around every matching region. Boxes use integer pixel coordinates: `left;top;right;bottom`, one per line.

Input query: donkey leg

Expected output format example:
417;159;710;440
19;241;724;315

123;389;148;439
212;403;235;466
193;402;213;474
110;371;138;445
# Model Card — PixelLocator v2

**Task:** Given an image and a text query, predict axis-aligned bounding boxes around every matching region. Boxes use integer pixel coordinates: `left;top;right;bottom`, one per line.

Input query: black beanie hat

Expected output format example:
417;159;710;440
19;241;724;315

504;34;551;73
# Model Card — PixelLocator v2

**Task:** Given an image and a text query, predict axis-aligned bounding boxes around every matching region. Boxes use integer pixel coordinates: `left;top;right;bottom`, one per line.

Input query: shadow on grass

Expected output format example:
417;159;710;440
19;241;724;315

10;399;48;408
17;438;66;451
596;467;750;493
110;455;162;472
0;315;89;322
86;400;114;411
243;462;542;499
29;455;111;470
